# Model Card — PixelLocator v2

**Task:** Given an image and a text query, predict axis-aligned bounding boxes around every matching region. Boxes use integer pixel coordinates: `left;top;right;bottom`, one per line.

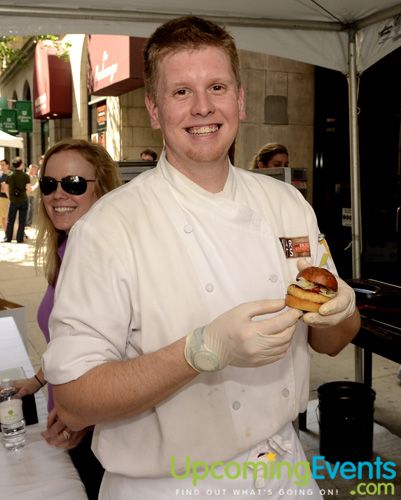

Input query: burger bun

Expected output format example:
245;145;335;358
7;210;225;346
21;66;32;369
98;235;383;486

297;266;338;292
285;292;325;313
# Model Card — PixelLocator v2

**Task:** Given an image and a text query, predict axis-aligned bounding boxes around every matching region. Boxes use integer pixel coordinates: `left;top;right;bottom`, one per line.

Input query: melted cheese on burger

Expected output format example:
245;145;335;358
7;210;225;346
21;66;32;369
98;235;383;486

294;277;337;298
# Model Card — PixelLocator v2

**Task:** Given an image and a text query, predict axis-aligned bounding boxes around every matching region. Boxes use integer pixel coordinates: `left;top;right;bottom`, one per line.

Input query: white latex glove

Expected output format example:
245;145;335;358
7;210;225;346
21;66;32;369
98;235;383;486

296;258;356;328
185;299;302;372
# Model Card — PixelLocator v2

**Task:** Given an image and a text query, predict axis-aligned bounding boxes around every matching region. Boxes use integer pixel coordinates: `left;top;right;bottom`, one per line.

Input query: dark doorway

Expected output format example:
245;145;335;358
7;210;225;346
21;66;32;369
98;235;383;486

313;49;401;286
358;49;401;286
313;66;351;277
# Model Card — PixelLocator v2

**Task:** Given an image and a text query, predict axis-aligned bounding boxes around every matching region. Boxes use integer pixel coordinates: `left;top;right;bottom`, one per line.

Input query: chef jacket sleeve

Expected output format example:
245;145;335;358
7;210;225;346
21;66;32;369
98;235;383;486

42;210;138;385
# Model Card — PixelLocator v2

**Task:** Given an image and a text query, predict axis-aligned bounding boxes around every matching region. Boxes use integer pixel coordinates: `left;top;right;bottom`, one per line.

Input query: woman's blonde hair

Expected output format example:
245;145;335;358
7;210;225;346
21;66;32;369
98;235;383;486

34;139;122;286
251;143;289;169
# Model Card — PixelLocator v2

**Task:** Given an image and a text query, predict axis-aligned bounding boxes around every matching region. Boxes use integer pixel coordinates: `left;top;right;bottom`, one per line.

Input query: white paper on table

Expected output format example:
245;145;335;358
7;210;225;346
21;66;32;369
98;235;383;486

0;317;33;377
0;317;47;422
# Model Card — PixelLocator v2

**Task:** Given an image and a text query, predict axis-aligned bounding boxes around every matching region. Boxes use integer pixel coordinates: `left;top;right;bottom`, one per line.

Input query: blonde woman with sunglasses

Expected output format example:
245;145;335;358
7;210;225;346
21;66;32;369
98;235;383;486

14;138;121;500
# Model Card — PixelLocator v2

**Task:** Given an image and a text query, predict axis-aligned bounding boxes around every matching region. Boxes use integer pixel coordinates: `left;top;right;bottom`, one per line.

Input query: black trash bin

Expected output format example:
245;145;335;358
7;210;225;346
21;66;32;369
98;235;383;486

318;381;376;463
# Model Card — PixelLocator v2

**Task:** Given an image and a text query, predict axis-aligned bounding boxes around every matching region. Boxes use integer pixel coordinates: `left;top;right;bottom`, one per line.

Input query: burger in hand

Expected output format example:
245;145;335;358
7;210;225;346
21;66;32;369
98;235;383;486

285;266;338;312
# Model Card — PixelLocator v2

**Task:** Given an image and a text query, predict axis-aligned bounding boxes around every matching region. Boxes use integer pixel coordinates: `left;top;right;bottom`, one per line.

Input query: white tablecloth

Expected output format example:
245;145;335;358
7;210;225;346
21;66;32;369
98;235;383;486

0;317;88;499
0;423;88;499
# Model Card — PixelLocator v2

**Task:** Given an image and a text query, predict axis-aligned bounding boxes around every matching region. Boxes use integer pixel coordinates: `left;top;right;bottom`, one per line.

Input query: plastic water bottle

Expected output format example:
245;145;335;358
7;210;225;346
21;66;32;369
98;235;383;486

0;378;26;451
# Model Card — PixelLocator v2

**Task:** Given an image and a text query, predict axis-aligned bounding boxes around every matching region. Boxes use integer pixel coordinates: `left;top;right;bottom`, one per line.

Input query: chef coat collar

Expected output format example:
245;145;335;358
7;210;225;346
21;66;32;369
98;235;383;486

159;149;237;201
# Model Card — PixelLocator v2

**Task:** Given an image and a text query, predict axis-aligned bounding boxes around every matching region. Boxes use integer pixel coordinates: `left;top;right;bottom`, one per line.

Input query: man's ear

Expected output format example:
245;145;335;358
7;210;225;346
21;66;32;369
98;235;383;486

145;95;161;130
238;86;246;121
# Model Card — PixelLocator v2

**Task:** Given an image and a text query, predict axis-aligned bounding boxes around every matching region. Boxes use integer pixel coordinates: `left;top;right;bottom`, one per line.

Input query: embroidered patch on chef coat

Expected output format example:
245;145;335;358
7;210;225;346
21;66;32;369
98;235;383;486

279;236;311;258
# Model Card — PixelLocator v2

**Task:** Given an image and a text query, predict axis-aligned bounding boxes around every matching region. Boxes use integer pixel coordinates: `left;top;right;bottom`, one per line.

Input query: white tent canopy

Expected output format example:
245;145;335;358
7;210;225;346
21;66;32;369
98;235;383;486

0;129;23;149
1;0;401;278
1;1;401;74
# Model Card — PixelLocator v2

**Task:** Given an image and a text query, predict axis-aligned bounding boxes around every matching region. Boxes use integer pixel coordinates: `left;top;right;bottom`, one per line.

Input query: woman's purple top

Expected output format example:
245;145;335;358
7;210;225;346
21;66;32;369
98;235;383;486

37;239;67;411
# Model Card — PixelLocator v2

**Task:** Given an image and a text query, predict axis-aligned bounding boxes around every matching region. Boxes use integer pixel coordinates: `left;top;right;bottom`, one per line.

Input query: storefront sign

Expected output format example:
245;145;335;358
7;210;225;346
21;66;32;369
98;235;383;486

16;101;33;132
88;35;146;96
96;103;107;132
0;108;18;135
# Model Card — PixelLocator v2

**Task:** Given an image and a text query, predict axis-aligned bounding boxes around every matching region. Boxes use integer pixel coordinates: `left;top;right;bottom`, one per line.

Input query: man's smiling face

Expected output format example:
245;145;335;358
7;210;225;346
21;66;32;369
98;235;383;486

145;46;245;175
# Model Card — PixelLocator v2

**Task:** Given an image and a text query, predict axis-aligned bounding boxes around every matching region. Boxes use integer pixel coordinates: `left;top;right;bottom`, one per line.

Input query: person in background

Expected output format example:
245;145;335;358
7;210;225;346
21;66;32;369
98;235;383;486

0;159;10;232
43;17;359;499
3;156;30;243
15;139;122;500
37;154;45;177
140;148;157;161
252;142;289;169
26;162;39;226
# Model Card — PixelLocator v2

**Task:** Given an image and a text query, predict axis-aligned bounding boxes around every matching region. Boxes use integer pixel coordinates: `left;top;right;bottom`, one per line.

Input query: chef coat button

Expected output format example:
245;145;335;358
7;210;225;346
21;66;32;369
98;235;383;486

232;401;241;410
268;274;278;283
205;283;214;292
281;388;290;398
184;224;193;233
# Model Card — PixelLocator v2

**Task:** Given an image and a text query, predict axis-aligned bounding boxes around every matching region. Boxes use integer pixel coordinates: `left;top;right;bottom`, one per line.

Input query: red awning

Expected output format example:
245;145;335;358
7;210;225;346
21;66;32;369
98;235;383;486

88;35;146;96
33;41;72;119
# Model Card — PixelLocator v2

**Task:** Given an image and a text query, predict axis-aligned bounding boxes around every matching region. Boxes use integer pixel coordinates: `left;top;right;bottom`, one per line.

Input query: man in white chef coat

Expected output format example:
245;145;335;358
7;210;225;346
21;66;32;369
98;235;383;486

43;15;360;500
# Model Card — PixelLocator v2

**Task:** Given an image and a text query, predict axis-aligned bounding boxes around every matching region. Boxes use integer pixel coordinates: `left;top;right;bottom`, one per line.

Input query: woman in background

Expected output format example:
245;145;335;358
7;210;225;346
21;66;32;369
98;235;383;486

251;142;289;169
15;138;122;500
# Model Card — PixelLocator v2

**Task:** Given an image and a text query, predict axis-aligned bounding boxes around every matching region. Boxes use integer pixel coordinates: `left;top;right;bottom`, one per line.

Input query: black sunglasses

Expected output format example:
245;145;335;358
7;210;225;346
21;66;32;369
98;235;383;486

39;175;96;196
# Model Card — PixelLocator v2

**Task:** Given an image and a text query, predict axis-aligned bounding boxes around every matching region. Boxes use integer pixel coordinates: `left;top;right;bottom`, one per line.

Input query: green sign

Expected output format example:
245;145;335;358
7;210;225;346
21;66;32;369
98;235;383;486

0;108;18;135
0;96;7;109
16;100;33;132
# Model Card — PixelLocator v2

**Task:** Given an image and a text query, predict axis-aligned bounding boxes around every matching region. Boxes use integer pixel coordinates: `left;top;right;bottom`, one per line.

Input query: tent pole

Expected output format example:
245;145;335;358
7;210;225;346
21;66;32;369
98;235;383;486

347;30;363;383
348;31;362;279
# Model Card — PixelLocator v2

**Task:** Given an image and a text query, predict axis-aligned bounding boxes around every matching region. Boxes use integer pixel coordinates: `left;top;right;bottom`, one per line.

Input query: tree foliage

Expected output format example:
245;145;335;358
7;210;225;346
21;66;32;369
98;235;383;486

35;35;71;61
0;36;21;67
0;35;71;69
